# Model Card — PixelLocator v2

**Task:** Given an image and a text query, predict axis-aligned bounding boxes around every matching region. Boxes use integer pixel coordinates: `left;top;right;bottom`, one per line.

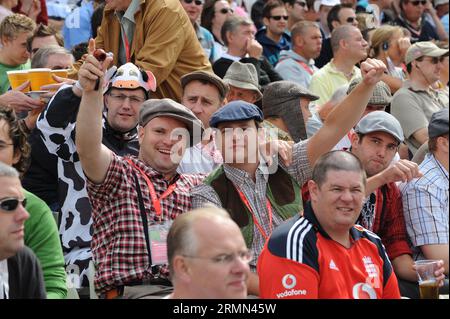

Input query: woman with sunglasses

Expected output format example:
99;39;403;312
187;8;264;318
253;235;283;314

201;0;234;60
0;105;67;299
395;0;447;43
369;25;410;93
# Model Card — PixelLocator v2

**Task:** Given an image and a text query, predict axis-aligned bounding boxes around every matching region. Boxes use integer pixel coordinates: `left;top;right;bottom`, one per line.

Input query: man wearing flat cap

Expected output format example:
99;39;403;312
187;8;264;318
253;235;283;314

75;51;205;298
401;108;449;282
178;70;228;174
391;41;449;156
192;58;406;295
262;80;319;143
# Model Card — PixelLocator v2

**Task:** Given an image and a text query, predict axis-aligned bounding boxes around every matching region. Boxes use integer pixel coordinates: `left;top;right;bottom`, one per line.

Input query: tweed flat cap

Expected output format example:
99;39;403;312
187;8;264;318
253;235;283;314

139;98;204;144
223;62;263;101
180;71;228;99
347;77;392;106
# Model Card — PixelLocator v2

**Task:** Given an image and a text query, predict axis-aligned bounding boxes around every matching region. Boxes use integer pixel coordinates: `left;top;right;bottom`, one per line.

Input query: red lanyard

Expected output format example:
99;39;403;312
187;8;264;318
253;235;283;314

127;159;177;221
121;26;131;62
235;187;273;240
296;61;314;75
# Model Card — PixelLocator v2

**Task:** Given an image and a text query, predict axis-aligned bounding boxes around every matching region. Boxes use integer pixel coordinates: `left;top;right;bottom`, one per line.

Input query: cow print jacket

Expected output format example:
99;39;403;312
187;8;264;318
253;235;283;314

35;86;139;286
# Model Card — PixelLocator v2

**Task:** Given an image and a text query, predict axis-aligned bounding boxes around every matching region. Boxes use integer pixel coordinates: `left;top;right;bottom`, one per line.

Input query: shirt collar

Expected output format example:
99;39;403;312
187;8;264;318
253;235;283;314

116;0;140;22
328;60;357;77
430;153;449;179
223;159;270;185
129;155;180;184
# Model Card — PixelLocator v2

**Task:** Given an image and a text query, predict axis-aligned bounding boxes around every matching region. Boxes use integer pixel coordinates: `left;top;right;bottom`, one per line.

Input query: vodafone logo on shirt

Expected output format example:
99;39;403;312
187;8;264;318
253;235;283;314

282;274;297;289
277;274;307;298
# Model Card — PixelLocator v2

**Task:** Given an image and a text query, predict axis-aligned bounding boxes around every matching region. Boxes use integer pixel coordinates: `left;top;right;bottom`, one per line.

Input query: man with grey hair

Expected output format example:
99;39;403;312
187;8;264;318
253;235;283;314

167;206;251;299
275;21;323;88
31;45;74;70
223;61;263;104
0;162;46;299
213;15;283;87
309;24;368;106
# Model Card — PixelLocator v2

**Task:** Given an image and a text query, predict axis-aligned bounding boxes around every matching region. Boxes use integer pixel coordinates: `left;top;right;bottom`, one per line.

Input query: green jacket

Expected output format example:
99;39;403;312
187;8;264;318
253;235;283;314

204;166;302;247
24;189;67;299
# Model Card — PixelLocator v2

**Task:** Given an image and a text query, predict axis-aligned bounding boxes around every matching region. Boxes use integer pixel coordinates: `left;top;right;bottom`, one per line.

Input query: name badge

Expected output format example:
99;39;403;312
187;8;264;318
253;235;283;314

148;221;172;266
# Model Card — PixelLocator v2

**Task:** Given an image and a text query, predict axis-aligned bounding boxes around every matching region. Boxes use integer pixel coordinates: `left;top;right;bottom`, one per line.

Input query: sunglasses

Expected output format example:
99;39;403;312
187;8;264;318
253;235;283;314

346;17;356;23
270;15;289;21
217;7;233;14
421;56;445;64
409;0;427;6
295;1;307;7
0;197;27;212
183;0;203;5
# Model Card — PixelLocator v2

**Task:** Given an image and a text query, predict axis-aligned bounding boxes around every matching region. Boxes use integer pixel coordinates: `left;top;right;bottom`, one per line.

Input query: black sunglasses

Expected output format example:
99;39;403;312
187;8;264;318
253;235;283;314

410;0;427;6
270;15;289;21
0;197;27;212
183;0;203;5
295;1;307;7
217;8;233;14
421;56;445;64
346;17;356;23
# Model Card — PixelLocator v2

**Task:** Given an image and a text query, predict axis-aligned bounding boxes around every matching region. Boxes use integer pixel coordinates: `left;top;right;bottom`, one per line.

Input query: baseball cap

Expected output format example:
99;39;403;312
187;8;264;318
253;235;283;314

223;62;263;101
405;41;449;64
180;71;229;99
347;77;392;106
428;108;449;138
139;98;204;144
209;100;263;128
314;0;341;12
355;111;404;143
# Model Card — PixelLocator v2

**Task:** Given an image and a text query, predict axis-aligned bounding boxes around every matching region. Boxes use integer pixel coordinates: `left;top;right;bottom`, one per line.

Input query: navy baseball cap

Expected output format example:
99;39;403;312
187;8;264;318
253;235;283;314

209;100;263;128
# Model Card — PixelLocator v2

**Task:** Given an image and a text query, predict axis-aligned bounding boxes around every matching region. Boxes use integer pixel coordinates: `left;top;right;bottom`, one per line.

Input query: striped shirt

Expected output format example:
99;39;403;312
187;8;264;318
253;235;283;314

399;153;449;260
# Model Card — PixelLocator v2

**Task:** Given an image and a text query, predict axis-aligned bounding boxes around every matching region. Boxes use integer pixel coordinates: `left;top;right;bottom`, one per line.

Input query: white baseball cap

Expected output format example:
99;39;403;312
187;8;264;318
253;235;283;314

314;0;341;12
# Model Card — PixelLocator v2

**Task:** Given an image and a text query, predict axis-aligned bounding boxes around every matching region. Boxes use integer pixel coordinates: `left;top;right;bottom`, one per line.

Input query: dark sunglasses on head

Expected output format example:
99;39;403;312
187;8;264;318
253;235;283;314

346;17;356;23
270;15;289;21
183;0;203;5
0;197;27;212
409;0;427;6
218;7;233;14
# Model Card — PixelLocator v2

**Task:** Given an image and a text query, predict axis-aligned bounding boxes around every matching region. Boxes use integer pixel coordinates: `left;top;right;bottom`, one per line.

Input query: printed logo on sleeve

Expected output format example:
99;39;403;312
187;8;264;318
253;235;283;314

276;274;307;298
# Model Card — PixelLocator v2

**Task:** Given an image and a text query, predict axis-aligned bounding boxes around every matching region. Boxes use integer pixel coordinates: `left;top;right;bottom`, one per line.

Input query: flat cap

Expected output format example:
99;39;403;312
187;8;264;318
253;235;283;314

428;108;449;138
355;111;404;143
180;71;229;99
405;41;449;64
209;100;263;128
347;77;392;106
139;98;204;144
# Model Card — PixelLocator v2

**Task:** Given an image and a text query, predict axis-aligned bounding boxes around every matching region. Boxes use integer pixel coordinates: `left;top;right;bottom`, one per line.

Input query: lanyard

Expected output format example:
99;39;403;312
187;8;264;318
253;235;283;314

127;159;177;221
121;25;131;62
296;61;314;75
235;186;273;240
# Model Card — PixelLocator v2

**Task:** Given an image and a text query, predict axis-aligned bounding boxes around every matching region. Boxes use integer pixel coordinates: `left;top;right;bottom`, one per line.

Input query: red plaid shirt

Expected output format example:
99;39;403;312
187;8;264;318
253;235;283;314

87;154;205;293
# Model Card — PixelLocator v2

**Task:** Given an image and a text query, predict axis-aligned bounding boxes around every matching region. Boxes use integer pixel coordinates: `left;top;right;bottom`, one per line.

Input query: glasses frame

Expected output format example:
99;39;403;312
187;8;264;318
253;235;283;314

346;17;356;23
217;7;234;14
0;197;27;212
295;1;307;8
108;92;146;105
183;0;204;5
270;15;289;21
409;0;427;6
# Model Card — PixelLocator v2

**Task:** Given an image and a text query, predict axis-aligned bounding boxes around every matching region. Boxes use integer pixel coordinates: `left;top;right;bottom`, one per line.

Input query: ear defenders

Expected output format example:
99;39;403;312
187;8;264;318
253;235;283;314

382;42;389;51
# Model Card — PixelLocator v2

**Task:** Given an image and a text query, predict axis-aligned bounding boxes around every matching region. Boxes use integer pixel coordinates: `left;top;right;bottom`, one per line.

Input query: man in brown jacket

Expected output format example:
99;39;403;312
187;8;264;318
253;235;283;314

95;0;212;101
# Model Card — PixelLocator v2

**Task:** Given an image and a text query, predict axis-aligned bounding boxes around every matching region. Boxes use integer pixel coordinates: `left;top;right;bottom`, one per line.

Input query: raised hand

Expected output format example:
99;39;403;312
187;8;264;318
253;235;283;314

246;38;263;59
380;159;422;184
77;39;113;92
360;58;387;85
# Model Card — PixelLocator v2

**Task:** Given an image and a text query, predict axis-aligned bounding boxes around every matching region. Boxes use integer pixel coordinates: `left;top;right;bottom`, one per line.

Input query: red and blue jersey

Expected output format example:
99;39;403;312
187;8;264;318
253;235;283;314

257;202;401;299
